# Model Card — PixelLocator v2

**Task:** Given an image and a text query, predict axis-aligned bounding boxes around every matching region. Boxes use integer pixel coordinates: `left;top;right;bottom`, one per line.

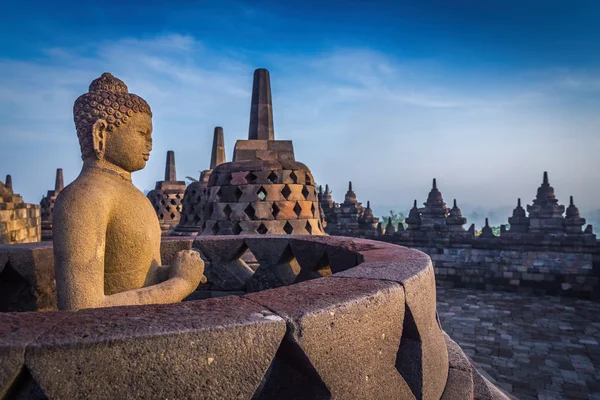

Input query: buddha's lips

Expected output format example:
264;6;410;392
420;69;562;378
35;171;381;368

142;153;150;160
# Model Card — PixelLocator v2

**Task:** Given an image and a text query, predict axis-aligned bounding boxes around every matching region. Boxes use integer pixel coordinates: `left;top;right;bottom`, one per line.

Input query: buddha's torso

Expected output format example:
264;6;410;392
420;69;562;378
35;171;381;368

85;170;162;295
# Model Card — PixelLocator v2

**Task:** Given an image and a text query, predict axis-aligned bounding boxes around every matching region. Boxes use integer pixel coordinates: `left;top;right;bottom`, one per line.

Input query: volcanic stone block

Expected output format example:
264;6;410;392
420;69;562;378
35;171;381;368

295;201;315;219
272;201;298;220
235;139;269;151
267;141;294;153
0;242;56;312
0;311;70;397
441;368;473;400
25;297;286;400
263;184;286;201
230;171;248;185
261;220;287;235
246;277;415;399
229;202;251;221
239;185;262;202
207;186;220;202
238;220;263;234
216;171;232;186
335;250;448;399
254;202;276;220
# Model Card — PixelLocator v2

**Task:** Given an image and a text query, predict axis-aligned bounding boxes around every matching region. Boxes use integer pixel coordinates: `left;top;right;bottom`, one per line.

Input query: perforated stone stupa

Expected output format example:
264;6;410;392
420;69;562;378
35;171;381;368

147;151;186;234
173;127;226;235
40;169;64;241
0;175;40;244
201;68;325;235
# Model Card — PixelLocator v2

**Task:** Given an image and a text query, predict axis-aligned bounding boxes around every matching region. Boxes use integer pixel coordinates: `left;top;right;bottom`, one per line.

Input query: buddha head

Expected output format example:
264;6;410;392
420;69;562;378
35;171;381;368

73;73;153;172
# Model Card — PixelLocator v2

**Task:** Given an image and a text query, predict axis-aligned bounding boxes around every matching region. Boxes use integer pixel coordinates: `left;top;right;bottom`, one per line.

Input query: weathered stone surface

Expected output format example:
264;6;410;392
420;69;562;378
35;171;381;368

0;242;55;311
334;242;448;400
0;311;70;397
443;332;471;373
246;277;415;399
26;297;285;400
54;72;205;310
248;68;274;141
441;368;473;400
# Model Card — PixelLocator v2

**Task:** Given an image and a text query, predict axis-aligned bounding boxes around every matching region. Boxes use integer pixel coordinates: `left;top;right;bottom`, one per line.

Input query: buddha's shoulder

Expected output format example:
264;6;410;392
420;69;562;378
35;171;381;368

55;174;116;211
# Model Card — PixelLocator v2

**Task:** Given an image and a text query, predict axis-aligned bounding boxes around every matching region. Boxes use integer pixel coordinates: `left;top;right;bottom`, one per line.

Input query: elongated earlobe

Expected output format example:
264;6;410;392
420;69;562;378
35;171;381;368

92;119;108;160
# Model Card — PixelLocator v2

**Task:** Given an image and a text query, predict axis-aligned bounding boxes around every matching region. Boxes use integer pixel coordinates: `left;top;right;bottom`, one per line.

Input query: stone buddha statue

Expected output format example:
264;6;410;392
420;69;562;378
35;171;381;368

53;73;205;310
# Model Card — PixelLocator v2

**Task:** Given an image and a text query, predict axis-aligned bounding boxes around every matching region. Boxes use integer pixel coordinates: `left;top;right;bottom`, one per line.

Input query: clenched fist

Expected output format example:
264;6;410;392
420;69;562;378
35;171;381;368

168;249;207;293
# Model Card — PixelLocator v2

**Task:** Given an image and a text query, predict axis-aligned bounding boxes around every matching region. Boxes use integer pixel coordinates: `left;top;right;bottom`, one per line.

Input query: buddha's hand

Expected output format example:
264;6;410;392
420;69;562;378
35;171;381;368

168;249;207;292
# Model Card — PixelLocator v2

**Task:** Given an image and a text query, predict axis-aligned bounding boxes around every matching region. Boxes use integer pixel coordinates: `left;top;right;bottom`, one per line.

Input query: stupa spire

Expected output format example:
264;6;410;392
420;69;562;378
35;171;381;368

5;174;12;191
210;127;226;169
55;168;64;192
165;151;176;181
248;68;274;140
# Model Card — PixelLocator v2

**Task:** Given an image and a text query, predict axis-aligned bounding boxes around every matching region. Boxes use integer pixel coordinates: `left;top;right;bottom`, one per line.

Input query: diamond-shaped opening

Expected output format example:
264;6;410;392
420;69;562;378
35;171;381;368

257;223;268;234
272;203;280;218
233;223;242;235
301;186;310;200
281;184;292;200
257;186;267;201
159;213;165;219
212;222;220;234
305;173;312;186
267;171;278;184
170;198;177;205
166;205;171;212
176;193;182;199
283;221;294;234
290;171;298;184
160;199;166;205
293;202;302;217
226;173;233;184
311;203;316;217
245;204;256;219
216;187;223;201
155;205;160;211
235;187;243;201
170;212;176;219
305;221;313;234
245;172;257;184
223;204;232;219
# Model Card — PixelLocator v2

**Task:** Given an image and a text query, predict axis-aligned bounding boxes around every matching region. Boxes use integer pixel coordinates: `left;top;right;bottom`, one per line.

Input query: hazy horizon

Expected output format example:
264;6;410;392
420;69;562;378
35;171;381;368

1;0;598;215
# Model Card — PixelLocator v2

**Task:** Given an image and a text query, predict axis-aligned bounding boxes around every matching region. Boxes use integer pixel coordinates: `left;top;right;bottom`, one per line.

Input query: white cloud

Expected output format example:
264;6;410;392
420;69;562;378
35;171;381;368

0;34;598;215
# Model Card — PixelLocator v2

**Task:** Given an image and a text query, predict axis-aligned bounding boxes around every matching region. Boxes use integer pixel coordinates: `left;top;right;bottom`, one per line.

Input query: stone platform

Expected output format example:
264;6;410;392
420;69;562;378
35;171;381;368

0;236;511;399
438;287;600;399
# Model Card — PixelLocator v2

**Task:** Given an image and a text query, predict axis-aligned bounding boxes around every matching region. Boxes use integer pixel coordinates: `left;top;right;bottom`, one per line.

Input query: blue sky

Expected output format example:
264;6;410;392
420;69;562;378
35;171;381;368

1;0;599;222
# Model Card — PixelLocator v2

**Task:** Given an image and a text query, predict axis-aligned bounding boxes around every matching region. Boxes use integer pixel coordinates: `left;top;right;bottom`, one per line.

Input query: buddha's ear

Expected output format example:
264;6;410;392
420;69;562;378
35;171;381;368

92;119;108;160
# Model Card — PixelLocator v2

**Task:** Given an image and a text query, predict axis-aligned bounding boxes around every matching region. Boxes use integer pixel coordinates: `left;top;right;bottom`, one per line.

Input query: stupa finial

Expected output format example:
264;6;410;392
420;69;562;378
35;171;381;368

210;127;226;169
55;169;64;191
248;68;274;140
165;151;176;181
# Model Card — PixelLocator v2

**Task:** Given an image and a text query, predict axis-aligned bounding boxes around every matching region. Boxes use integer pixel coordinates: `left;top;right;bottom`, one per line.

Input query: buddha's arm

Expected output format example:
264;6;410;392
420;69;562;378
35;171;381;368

53;191;199;310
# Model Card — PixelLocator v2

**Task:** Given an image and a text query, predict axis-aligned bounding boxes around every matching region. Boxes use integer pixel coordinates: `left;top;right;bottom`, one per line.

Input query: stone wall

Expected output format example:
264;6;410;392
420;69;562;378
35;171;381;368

0;203;40;245
418;246;599;299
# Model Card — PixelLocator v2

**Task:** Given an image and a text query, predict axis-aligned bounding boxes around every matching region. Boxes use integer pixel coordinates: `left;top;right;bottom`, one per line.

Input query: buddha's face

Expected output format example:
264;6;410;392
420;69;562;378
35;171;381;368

103;112;153;172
